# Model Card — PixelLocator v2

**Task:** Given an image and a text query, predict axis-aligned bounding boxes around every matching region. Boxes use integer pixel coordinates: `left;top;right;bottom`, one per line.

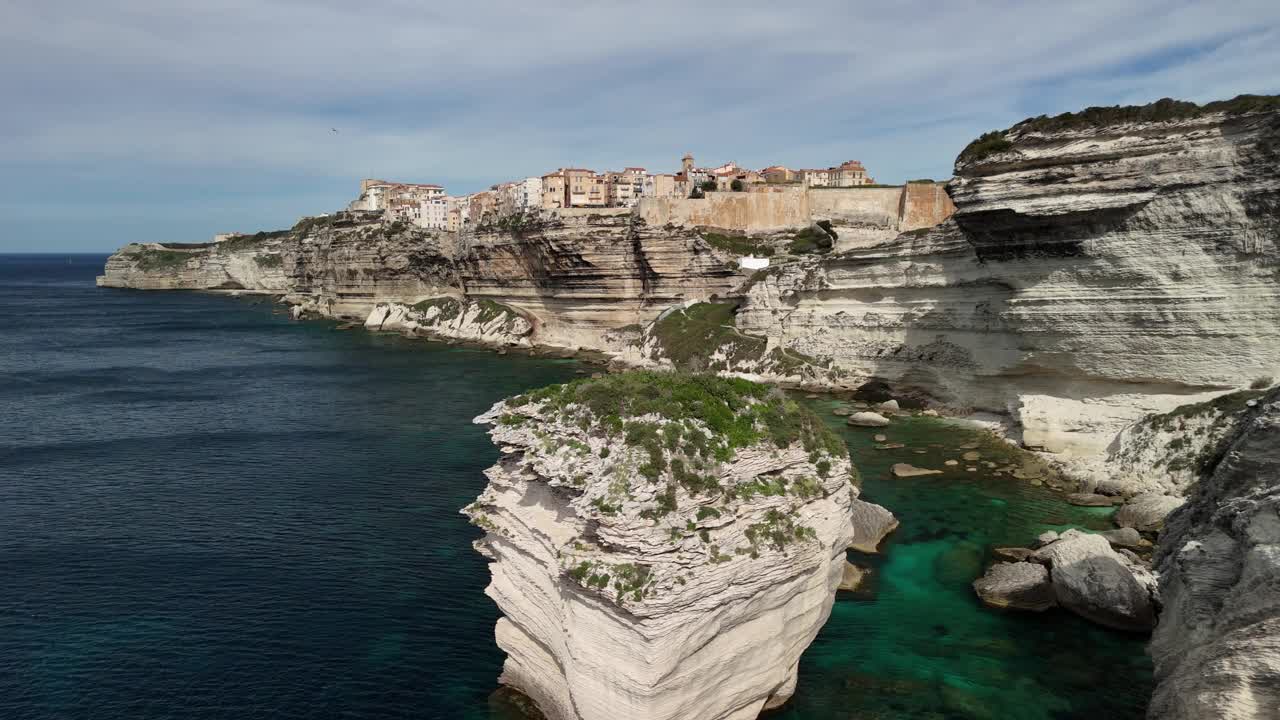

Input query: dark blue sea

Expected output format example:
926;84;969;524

0;254;1151;719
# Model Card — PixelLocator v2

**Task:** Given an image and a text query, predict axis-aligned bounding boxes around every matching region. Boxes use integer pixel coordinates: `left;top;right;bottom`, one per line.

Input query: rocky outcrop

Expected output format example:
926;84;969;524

1114;493;1185;533
1033;530;1156;632
975;528;1157;631
972;561;1056;611
98;209;747;351
364;298;533;347
1148;387;1280;720
464;372;870;720
1086;389;1273;498
847;499;898;553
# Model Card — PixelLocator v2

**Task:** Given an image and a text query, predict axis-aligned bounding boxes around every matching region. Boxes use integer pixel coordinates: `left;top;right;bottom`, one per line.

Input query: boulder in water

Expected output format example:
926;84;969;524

973;562;1056;611
1033;530;1155;632
891;463;942;478
838;561;865;591
1115;493;1184;532
848;500;899;553
847;412;890;427
1066;493;1115;507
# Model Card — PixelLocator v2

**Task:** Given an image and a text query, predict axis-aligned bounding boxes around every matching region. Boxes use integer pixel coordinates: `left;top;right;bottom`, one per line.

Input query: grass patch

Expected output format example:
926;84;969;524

650;302;766;371
787;225;835;255
411;296;463;321
133;249;197;271
219;229;292;251
958;131;1014;164
701;232;775;257
960;95;1280;165
512;371;847;463
254;254;283;269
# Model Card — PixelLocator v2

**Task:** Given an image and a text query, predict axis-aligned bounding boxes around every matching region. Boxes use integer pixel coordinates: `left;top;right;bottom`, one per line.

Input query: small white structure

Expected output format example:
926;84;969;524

739;255;770;270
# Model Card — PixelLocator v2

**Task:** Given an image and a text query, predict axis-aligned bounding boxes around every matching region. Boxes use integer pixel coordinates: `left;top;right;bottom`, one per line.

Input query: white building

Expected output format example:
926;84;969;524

416;197;450;230
516;176;542;210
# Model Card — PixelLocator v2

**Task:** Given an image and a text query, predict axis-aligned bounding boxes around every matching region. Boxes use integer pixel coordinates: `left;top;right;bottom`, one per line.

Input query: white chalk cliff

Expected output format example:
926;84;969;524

1148;387;1280;719
735;104;1280;458
464;372;868;720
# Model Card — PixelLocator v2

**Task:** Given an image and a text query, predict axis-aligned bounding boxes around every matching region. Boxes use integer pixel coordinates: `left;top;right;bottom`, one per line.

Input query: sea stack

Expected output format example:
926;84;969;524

465;371;864;720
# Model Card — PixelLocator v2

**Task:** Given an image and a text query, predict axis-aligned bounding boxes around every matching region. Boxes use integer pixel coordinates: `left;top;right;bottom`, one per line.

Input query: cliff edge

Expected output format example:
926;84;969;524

465;372;867;720
1147;386;1280;719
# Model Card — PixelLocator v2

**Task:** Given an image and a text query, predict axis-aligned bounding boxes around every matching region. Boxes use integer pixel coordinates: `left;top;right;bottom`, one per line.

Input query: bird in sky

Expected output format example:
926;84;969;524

331;128;339;133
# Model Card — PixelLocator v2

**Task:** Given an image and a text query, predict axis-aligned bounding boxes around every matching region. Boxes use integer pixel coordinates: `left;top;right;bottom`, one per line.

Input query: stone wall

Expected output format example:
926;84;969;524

637;187;811;234
635;184;955;250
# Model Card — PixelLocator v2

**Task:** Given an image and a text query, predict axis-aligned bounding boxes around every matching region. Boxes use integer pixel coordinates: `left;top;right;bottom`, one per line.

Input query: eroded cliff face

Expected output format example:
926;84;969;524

1147;387;1280;720
97;214;459;318
464;373;867;720
734;108;1280;456
98;209;746;350
453;209;743;348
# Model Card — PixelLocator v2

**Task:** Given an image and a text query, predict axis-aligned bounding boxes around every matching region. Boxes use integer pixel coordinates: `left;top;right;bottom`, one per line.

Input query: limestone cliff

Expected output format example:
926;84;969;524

1147;387;1280;720
464;372;866;720
731;100;1280;456
98;208;746;350
365;298;533;347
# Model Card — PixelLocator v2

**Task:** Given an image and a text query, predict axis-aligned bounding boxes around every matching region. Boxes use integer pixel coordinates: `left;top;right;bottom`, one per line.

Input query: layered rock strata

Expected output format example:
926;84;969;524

464;372;870;720
732;105;1280;457
1148;387;1280;720
364;298;533;347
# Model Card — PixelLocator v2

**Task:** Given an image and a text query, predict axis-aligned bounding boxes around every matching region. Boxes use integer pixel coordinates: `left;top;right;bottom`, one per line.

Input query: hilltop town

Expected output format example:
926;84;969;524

344;155;878;232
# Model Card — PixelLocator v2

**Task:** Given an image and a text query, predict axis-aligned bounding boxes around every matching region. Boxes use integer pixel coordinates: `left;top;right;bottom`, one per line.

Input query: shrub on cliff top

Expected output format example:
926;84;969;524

701;232;775;257
649;302;767;371
1012;94;1280;134
787;226;834;255
133;248;196;271
509;370;847;461
959;94;1280;165
957;131;1014;164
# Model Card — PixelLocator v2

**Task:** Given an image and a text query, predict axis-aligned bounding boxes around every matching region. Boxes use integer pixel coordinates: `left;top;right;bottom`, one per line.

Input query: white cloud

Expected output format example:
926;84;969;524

1;0;1278;249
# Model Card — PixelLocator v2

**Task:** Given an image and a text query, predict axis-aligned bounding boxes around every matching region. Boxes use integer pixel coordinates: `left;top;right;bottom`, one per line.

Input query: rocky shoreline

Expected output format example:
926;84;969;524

97;95;1280;719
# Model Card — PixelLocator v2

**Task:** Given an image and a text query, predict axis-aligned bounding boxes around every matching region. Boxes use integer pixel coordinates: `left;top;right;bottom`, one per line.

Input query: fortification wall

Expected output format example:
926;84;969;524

900;182;957;231
636;186;810;233
807;187;903;228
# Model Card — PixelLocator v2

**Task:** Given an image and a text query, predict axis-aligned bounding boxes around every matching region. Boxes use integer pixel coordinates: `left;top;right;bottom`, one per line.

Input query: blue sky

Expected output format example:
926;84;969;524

2;0;1278;252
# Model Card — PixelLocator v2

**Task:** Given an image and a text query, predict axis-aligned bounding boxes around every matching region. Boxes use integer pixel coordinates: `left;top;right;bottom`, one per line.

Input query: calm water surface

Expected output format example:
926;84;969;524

0;254;1150;719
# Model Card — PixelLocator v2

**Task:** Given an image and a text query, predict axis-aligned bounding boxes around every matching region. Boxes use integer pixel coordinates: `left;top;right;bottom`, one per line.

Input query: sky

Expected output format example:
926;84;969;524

2;1;1278;252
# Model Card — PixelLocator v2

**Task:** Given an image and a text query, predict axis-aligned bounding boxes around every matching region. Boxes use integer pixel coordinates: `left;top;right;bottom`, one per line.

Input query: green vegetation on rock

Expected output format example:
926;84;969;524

254;254;283;269
700;232;775;257
649;302;766;371
960;94;1280;165
133;249;197;271
787;225;835;255
411;296;463;321
957;131;1015;164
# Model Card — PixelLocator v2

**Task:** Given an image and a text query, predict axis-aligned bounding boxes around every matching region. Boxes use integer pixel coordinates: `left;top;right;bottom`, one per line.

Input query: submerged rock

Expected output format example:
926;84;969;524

837;561;865;591
991;547;1037;562
846;412;890;427
465;372;870;720
1066;492;1115;507
891;463;942;478
973;562;1056;611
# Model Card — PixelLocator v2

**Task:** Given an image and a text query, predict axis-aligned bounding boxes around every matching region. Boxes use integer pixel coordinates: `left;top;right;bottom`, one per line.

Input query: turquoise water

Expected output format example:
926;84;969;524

770;402;1152;719
0;255;1150;719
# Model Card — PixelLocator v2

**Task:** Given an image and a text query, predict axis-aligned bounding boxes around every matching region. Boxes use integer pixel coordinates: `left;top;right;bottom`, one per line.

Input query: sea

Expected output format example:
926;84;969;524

0;254;1151;719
